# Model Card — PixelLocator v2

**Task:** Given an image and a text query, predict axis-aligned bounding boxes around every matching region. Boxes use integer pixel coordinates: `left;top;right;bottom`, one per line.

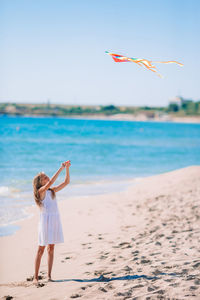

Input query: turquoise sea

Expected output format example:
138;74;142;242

0;116;200;236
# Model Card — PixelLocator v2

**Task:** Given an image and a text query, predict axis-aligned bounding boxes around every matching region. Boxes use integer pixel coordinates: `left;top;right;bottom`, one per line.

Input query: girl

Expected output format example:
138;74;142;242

32;160;71;286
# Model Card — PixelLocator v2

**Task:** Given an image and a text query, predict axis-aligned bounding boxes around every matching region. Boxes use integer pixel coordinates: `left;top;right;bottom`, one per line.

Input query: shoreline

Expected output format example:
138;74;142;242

1;165;200;299
1;113;200;124
0;176;137;238
66;114;200;124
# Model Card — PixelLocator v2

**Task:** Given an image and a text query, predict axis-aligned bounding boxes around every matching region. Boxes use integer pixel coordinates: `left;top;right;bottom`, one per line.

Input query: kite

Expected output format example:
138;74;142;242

105;51;183;78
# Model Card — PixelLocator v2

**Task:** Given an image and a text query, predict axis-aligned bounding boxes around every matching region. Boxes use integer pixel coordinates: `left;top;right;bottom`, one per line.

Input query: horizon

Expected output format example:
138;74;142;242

1;101;168;107
2;95;199;108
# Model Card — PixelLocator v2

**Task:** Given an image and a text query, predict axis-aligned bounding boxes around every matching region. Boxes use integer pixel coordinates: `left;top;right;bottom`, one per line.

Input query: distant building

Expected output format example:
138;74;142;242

169;96;193;107
5;104;17;113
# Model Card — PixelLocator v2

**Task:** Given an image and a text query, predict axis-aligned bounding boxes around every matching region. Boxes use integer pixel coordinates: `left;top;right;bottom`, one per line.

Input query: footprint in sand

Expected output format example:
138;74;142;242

141;259;151;264
193;262;200;268
70;294;82;298
150;252;161;256
118;242;130;247
26;275;44;281
152;269;162;275
116;285;145;298
124;265;132;272
190;286;198;291
172;230;179;234
94;270;105;276
132;284;144;289
164;278;173;282
26;276;34;281
99;255;107;260
137;268;142;272
36;282;45;288
98;287;107;293
104;283;114;290
169;283;180;287
153;289;165;295
132;250;139;255
155;241;162;246
147;286;158;292
181;269;188;274
186;275;196;281
115;290;132;297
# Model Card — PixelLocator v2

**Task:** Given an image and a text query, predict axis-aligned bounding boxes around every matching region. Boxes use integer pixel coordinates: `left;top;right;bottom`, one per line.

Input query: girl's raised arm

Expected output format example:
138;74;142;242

52;161;71;193
39;163;65;196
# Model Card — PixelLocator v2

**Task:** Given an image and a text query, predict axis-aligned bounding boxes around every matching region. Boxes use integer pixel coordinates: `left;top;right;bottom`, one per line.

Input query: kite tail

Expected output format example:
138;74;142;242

153;61;184;67
131;59;163;78
148;68;164;79
156;72;164;79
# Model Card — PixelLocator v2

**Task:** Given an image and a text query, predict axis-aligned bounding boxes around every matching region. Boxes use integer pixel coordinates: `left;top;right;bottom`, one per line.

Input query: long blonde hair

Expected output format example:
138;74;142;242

33;172;55;207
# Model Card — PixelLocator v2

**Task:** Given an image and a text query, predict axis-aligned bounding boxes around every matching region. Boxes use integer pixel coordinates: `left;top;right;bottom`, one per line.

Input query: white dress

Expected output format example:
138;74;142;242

38;189;64;246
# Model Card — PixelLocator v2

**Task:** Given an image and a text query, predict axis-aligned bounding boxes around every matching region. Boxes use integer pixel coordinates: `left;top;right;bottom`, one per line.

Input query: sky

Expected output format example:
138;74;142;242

0;0;200;107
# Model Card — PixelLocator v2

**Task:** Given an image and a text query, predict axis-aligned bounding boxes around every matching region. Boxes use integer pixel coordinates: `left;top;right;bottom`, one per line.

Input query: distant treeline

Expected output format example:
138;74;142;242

167;101;200;115
0;98;200;117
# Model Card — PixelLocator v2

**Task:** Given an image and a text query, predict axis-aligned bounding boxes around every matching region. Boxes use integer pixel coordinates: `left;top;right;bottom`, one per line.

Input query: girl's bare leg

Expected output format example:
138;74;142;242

47;244;55;280
33;246;45;284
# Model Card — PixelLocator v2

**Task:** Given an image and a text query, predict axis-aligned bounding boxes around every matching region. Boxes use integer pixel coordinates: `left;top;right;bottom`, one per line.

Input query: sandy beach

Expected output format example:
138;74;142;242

50;114;200;124
0;166;200;299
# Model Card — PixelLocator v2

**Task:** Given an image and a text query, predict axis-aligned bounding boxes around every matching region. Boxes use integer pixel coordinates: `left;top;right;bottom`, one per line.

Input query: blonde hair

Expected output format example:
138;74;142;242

33;172;55;207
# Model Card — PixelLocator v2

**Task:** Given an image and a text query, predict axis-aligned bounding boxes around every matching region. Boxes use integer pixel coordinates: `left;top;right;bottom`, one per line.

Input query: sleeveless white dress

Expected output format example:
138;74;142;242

38;189;64;246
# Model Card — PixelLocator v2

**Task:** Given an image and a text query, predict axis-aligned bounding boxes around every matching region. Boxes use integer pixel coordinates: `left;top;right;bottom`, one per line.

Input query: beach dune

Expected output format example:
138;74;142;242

0;166;200;299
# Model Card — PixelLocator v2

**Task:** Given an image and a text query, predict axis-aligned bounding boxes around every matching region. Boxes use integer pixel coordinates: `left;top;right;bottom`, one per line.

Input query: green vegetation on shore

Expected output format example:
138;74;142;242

0;97;200;119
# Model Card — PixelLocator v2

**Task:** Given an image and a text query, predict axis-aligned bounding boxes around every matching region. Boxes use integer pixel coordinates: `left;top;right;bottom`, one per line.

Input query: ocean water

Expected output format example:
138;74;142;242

0;115;200;236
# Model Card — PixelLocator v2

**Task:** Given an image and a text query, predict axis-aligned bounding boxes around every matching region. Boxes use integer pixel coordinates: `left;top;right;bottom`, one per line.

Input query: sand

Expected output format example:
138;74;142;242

0;166;200;299
58;114;200;124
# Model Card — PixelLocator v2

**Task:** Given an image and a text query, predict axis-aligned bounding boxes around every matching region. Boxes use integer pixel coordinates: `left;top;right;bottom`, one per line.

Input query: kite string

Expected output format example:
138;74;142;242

66;117;90;161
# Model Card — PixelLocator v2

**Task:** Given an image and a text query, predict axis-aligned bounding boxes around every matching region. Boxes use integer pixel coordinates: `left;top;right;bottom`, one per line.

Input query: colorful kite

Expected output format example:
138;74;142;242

105;51;183;78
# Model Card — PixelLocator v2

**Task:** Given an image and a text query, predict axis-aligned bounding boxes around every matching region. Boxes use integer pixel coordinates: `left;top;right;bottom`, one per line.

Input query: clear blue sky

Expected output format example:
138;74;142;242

0;0;200;106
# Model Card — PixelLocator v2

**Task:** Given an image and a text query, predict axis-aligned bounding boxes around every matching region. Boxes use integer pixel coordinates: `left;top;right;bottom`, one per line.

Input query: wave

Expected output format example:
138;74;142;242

0;206;35;237
0;186;10;196
0;186;21;197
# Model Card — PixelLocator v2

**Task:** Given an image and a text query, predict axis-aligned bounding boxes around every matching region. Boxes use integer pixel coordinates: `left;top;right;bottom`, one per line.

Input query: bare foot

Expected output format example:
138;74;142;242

48;277;54;282
33;278;39;286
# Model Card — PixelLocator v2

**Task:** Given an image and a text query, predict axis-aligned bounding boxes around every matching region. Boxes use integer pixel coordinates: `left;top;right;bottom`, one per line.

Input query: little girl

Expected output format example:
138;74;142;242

32;160;71;286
